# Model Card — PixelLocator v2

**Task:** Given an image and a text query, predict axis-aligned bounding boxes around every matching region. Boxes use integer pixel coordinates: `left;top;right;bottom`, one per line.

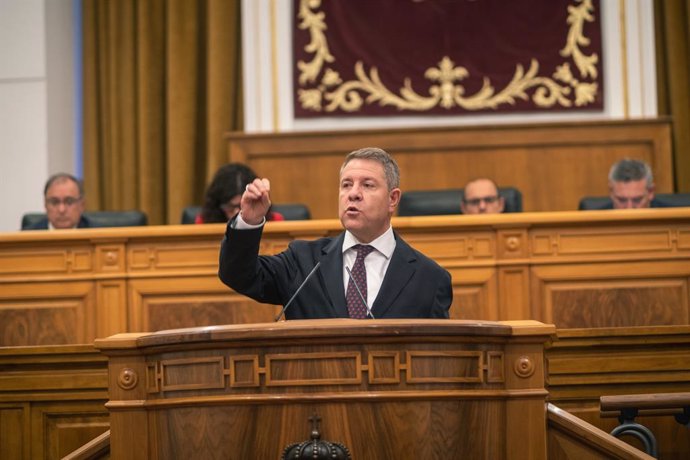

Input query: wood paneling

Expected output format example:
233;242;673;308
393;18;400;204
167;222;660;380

97;320;554;459
0;281;95;346
3;325;690;458
2;209;690;346
128;276;279;332
0;346;108;460
0;404;27;460
547;327;690;459
36;403;110;460
548;280;688;328
227;119;673;217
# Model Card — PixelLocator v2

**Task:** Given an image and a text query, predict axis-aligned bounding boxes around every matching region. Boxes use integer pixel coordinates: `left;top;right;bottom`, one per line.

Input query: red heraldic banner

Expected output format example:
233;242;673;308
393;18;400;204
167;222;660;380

293;0;603;117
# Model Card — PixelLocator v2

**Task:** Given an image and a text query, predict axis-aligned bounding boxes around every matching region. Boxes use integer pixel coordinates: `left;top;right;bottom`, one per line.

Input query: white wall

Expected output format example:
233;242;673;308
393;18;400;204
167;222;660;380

0;0;75;232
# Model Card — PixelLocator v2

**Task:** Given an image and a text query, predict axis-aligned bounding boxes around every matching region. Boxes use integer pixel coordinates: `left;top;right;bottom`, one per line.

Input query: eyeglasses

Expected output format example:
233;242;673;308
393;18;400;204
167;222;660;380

463;196;499;207
46;196;82;207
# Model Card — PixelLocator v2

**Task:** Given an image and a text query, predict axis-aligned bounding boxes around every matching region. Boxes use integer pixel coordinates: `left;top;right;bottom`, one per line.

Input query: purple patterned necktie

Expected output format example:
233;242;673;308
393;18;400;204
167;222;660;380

346;244;375;319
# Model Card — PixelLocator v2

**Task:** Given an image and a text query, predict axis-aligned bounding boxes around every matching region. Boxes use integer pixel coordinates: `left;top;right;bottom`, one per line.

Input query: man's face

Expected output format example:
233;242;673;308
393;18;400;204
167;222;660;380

44;179;84;229
461;179;504;214
339;159;400;243
610;179;654;209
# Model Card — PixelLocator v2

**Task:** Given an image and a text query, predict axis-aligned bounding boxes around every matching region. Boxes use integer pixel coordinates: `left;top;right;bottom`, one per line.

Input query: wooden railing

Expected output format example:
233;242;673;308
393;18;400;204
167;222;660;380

547;326;690;458
62;430;110;460
547;404;654;459
599;392;690;457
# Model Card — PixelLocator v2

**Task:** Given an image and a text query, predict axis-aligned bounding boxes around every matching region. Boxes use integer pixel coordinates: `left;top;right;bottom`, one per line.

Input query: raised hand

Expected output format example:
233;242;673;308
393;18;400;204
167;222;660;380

240;178;271;225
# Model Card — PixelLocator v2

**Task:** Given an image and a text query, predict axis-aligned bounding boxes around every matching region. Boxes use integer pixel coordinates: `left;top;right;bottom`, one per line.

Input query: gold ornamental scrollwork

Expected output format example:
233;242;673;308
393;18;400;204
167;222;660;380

297;0;599;113
513;356;536;379
118;367;139;390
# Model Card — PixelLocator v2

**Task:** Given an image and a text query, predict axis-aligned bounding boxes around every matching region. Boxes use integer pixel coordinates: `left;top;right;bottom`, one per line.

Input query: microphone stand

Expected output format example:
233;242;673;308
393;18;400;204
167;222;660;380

275;261;321;322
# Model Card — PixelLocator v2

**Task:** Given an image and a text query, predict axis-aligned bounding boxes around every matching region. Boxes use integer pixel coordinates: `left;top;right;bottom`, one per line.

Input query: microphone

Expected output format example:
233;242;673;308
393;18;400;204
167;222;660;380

345;265;375;319
275;261;321;321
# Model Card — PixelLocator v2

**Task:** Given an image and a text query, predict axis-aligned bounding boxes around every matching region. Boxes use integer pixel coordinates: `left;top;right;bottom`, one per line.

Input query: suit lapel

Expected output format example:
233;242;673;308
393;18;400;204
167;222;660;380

372;234;417;317
319;233;348;317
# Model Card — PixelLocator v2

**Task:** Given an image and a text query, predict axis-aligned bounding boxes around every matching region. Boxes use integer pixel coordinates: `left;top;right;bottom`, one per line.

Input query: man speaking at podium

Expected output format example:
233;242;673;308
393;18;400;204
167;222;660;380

218;147;452;320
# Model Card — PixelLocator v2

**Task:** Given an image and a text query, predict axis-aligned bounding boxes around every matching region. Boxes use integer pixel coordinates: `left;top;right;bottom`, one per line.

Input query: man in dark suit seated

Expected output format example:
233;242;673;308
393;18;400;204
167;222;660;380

608;158;657;209
218;147;452;320
25;173;90;230
461;178;505;214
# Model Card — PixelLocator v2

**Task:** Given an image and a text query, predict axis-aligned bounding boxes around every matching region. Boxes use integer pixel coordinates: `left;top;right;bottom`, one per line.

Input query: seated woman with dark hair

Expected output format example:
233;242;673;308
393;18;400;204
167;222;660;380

197;163;284;223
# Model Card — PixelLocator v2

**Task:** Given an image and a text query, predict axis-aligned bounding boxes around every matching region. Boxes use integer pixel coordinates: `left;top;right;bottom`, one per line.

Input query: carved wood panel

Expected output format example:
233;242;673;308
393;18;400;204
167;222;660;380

151;401;506;459
128;240;220;273
0;245;93;277
532;263;690;328
128;277;279;332
32;402;109;460
403;231;496;263
548;281;688;328
0;282;95;346
0;404;26;459
449;267;497;320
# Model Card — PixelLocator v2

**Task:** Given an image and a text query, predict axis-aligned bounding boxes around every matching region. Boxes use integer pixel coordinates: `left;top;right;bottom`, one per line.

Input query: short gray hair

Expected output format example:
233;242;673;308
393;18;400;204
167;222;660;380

608;158;653;187
340;147;400;190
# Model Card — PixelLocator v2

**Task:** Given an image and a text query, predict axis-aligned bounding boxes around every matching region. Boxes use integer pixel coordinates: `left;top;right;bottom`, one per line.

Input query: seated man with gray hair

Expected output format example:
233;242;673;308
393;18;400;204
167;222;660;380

608;158;656;209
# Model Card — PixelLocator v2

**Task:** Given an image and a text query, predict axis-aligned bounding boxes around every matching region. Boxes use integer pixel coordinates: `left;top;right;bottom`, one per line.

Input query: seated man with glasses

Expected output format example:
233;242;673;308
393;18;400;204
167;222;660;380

25;173;89;230
607;158;657;209
461;178;505;214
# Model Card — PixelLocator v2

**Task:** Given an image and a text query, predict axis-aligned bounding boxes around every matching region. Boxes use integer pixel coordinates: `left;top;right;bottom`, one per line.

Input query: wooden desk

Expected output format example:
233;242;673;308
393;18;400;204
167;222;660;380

1;208;690;346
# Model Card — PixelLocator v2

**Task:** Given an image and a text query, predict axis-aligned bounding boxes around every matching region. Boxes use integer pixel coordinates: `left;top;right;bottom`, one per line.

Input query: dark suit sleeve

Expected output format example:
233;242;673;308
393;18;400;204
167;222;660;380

220;223;276;304
218;221;300;306
430;268;452;319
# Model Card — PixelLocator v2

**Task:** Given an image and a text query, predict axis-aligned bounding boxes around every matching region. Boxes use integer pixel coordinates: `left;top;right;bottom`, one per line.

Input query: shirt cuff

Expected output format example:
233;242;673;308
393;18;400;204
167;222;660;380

232;212;266;229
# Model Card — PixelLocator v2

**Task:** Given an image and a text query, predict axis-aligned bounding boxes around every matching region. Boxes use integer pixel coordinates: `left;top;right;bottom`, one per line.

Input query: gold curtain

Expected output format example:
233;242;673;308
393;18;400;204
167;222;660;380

82;0;243;224
655;0;690;191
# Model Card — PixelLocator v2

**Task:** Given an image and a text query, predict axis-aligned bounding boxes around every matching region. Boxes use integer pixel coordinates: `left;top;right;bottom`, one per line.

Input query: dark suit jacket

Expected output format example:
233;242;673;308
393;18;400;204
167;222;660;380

24;216;91;230
218;224;452;319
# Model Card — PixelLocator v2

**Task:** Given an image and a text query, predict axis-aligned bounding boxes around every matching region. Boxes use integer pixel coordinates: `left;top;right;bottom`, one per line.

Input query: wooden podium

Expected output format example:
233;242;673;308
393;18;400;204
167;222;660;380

95;319;555;459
